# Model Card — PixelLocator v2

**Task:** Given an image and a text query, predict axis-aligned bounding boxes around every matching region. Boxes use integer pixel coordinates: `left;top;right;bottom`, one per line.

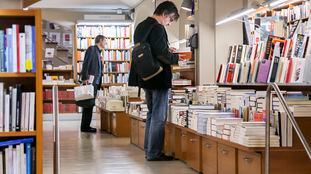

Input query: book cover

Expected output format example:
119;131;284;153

0;83;3;132
31;26;36;72
26;143;32;174
303;55;311;83
233;63;240;83
6;28;13;72
275;57;285;83
285;58;294;83
0;30;4;72
29;92;35;131
231;45;237;63
216;64;223;83
293;58;305;83
227;46;232;63
280;59;289;83
16;84;22;131
236;45;243;63
256;59;271;83
4;94;10;132
226;63;235;83
12;25;18;72
12;88;17;131
25;25;33;72
19;33;26;73
292;34;305;58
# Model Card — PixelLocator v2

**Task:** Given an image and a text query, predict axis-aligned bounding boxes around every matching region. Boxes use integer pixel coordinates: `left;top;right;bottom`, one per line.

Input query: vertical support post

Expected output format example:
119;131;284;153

52;85;60;174
265;85;272;174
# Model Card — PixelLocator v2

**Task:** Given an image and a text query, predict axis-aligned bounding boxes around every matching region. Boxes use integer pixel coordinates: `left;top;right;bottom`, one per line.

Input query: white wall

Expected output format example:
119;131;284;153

133;0;181;45
0;0;21;9
215;0;244;81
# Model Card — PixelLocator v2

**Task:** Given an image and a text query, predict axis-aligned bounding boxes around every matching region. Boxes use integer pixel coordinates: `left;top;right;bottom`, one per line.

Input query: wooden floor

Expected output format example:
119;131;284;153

43;115;198;174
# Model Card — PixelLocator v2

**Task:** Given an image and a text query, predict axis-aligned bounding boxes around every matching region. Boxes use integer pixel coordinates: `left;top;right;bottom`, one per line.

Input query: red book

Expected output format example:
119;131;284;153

254;112;264;121
285;58;293;83
226;63;235;83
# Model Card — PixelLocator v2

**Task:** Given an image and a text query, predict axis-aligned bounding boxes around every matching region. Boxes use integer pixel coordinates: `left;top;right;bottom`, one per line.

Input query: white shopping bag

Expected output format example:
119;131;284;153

74;85;94;101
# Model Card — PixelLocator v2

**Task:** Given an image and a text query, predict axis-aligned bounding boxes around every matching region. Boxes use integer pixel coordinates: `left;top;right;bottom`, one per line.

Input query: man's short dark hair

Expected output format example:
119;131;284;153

95;35;105;44
154;1;180;21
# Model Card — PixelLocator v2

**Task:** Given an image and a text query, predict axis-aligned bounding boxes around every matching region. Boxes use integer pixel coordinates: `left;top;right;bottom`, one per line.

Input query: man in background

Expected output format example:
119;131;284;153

129;1;181;161
80;35;105;133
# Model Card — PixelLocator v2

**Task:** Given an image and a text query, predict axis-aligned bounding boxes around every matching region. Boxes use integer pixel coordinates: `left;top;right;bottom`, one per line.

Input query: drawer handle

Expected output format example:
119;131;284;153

190;139;197;142
244;157;253;163
221;149;228;155
182;134;186;137
205;143;212;148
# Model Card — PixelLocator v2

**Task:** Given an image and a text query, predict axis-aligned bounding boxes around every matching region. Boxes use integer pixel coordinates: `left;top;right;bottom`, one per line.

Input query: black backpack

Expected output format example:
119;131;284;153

131;24;163;81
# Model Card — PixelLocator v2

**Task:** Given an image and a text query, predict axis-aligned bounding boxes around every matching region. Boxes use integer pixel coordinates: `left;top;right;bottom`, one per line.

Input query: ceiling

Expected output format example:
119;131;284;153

29;0;145;10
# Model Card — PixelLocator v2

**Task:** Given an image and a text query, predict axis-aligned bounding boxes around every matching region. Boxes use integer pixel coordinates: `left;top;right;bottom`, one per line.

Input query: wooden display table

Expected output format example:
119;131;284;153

97;107;131;137
164;121;311;174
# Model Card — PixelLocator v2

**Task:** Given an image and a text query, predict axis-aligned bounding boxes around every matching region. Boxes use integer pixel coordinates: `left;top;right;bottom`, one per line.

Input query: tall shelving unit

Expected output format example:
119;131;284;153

0;9;43;173
74;23;132;88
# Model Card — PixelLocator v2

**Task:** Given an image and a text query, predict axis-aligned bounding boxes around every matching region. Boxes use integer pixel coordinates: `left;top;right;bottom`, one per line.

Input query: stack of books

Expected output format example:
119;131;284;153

0;83;35;132
169;105;188;127
170;89;188;104
211;117;243;140
231;122;280;147
188;105;215;131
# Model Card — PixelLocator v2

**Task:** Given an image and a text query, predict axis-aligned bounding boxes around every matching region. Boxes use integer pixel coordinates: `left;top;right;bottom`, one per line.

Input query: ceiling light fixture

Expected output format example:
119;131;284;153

216;8;256;26
181;0;193;11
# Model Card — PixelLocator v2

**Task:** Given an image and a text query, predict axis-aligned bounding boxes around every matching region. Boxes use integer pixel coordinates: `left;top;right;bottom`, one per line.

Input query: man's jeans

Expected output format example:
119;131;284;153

144;89;169;159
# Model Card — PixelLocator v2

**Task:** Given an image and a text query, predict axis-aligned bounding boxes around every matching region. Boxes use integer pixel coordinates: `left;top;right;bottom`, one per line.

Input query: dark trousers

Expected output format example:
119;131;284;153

81;106;94;129
80;83;99;129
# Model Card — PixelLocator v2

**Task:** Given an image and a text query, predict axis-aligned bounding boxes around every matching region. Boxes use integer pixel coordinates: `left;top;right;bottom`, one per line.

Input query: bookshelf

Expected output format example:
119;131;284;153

74;23;132;87
0;9;43;173
172;51;196;88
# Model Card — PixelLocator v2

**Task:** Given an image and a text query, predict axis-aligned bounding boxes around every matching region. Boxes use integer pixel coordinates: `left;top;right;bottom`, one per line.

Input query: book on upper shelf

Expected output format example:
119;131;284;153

0;25;36;73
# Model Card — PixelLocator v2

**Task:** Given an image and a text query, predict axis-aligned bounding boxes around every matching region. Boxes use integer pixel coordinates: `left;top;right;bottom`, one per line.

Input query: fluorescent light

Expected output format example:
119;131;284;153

23;7;29;11
181;0;192;11
216;8;255;26
269;0;288;7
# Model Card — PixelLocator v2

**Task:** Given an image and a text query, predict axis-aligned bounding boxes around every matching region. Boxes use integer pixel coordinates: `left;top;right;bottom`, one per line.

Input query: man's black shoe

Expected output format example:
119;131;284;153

81;127;97;133
147;154;174;161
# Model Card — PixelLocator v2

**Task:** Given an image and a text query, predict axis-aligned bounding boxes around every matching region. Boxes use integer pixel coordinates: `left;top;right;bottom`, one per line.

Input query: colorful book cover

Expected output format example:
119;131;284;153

256;59;271;83
226;63;235;83
31;26;36;72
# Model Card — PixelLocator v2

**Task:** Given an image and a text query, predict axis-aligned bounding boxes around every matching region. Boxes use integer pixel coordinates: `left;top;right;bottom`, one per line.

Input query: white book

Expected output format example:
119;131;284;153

19;33;26;73
12;88;17;132
5;145;13;174
275;57;285;83
279;59;289;83
232;63;240;83
0;152;3;174
25;93;30;131
13;148;17;174
303;55;311;83
21;93;26;131
0;83;4;132
293;58;305;83
16;145;21;174
290;58;298;83
29;92;35;131
20;143;25;174
4;95;10;132
12;25;18;72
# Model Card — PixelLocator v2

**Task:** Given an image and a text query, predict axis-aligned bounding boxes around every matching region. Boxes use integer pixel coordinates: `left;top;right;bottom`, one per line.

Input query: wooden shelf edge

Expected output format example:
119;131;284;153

43;69;73;73
0;72;36;77
129;114;146;122
0;131;37;137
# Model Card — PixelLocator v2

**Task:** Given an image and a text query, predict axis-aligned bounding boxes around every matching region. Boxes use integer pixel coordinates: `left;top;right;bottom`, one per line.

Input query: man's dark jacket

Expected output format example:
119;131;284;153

80;45;102;89
129;17;179;89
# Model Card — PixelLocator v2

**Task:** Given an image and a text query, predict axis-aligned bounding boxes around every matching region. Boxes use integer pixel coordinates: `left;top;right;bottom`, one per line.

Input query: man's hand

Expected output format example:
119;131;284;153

169;47;177;53
83;80;89;85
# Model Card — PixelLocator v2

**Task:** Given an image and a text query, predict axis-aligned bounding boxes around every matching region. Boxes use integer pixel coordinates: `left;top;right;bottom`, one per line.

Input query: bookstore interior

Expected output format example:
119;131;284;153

0;0;311;173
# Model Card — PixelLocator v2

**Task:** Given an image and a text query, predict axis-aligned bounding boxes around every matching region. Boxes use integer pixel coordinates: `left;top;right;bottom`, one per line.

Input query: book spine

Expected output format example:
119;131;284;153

26;143;32;174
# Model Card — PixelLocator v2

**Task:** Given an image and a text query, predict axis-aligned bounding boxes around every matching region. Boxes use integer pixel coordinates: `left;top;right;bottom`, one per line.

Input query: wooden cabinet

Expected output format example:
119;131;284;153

238;150;261;174
218;144;237;174
202;137;217;174
186;132;202;172
131;119;139;145
99;109;131;137
174;127;182;160
138;121;146;149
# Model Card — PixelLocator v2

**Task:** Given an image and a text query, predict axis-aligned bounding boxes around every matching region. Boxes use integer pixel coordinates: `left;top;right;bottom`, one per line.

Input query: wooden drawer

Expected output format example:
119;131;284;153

181;129;188;161
164;124;175;156
174;127;182;159
218;144;237;174
186;132;202;172
238;150;261;174
202;138;217;174
100;110;109;131
138;121;146;149
130;119;139;146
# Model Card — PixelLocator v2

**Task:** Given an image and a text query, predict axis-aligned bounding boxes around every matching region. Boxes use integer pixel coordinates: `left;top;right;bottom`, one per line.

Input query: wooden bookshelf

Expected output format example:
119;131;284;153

43;69;73;73
0;9;43;174
43;84;78;88
0;72;36;78
74;23;132;86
